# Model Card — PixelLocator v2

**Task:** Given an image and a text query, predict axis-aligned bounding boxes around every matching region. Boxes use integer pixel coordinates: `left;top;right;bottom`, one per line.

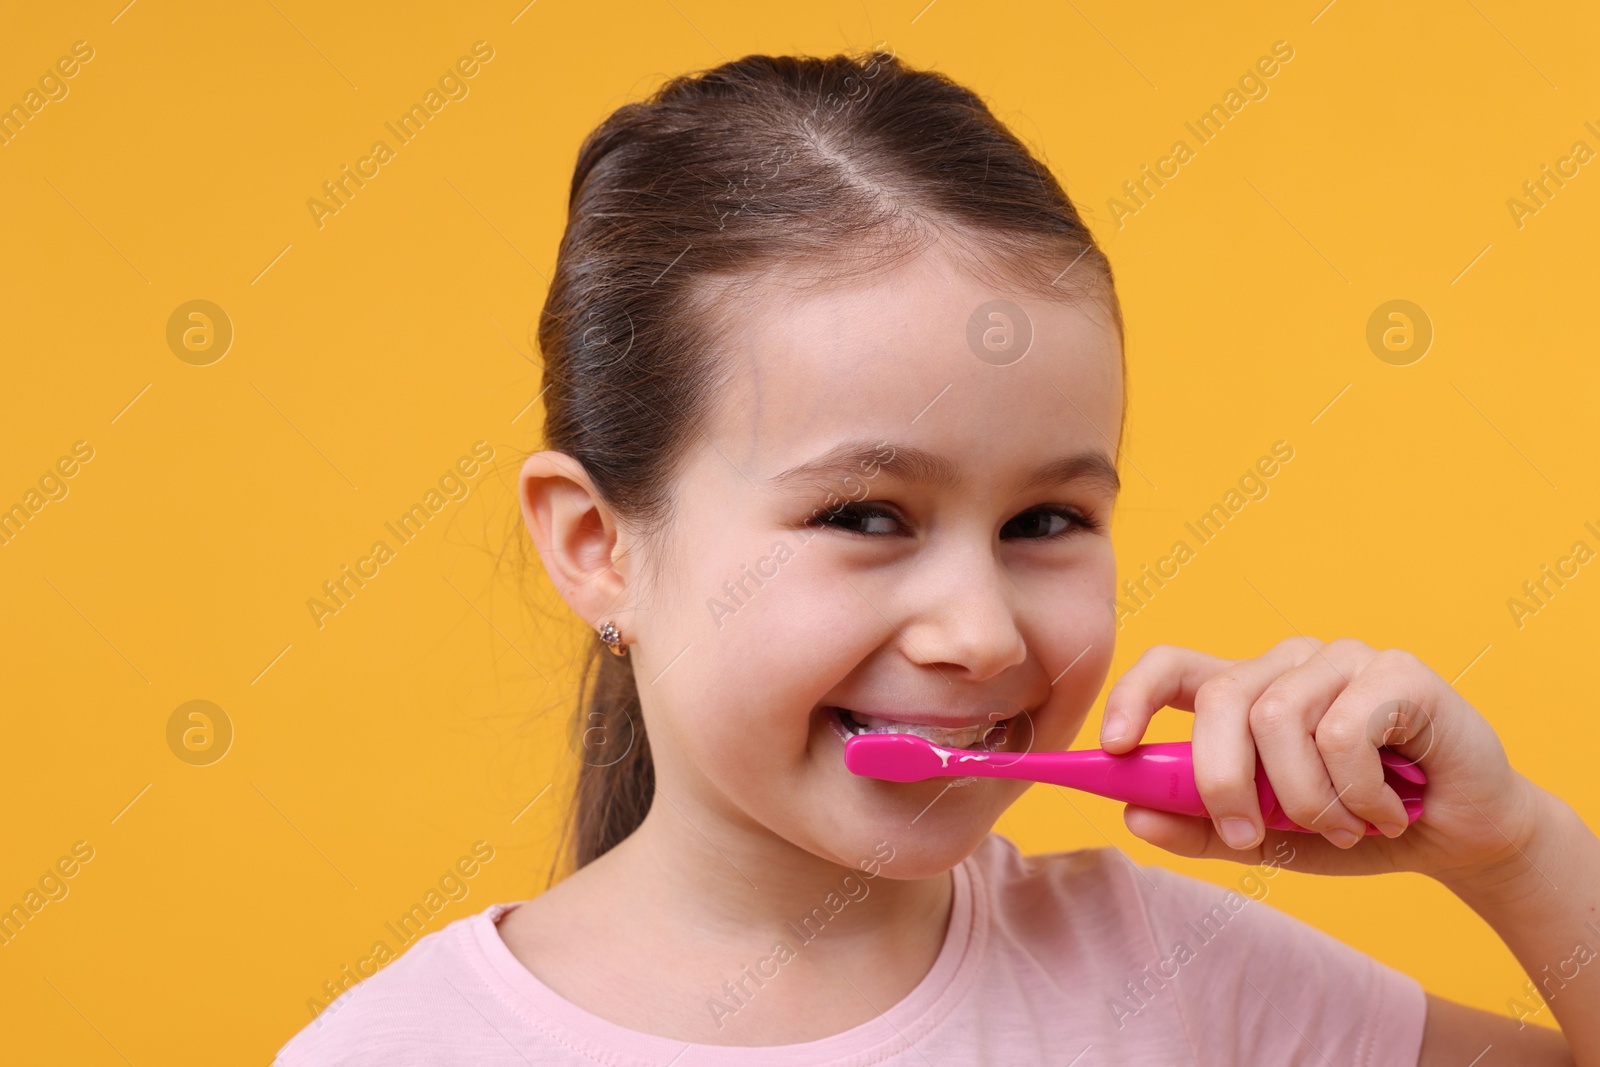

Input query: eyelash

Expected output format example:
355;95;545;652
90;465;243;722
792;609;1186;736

805;502;1103;540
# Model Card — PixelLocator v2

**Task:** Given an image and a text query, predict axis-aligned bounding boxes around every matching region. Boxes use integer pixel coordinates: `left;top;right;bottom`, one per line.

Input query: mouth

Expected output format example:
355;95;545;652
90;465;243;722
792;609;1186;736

826;706;1014;752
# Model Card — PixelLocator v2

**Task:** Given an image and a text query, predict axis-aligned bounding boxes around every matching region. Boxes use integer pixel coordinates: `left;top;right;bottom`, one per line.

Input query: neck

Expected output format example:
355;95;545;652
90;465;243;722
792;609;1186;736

516;783;962;1044
613;801;952;946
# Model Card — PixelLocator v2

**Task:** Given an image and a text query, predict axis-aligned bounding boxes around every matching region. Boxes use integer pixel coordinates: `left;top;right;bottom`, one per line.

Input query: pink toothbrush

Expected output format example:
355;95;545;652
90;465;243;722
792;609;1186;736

843;734;1426;835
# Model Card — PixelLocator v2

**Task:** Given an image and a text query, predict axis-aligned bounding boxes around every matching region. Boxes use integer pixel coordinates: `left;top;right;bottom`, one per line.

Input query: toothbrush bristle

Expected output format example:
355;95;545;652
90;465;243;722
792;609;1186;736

843;733;941;782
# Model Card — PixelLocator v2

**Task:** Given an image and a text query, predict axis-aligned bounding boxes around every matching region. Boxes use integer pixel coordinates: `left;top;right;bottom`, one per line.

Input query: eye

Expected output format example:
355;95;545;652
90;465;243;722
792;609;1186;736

805;501;905;537
803;502;1102;539
1002;505;1102;541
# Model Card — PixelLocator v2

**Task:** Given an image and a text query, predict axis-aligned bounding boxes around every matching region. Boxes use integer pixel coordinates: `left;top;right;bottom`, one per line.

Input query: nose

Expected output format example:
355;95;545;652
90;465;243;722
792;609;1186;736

895;538;1027;682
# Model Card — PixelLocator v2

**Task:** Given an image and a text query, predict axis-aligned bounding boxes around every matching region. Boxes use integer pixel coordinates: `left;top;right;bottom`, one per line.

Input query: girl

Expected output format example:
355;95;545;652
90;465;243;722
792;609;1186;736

275;50;1597;1065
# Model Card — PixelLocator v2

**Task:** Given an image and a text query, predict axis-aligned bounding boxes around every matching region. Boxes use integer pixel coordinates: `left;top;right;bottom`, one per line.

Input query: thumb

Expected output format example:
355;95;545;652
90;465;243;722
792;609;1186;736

1123;804;1378;873
1123;804;1221;857
1122;803;1286;862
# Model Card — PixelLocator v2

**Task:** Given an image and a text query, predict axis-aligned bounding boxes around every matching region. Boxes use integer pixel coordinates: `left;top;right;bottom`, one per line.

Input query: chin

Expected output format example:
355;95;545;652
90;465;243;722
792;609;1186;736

811;773;1028;881
859;822;1001;881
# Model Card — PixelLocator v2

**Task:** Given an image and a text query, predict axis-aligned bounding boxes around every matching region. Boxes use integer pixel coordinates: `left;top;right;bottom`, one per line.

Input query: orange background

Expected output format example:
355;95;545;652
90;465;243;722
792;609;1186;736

2;0;1595;1061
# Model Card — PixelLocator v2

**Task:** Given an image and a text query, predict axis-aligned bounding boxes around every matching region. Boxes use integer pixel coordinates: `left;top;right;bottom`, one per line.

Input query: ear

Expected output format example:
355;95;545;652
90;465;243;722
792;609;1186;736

518;450;634;641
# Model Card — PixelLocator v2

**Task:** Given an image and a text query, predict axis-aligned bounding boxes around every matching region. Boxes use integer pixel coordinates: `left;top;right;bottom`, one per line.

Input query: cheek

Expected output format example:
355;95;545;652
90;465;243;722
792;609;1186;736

1018;552;1119;733
652;536;856;750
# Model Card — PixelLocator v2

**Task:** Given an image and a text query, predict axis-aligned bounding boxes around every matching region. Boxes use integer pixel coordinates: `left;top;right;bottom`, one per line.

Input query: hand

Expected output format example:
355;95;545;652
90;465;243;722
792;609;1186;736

1100;637;1547;889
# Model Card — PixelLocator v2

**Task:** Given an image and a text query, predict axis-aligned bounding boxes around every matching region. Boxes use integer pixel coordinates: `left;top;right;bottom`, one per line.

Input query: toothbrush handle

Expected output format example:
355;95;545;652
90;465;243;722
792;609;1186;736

997;741;1424;836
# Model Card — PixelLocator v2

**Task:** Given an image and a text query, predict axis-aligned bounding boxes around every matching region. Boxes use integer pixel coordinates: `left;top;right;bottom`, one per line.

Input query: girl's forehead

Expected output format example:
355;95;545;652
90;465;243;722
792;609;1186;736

708;260;1123;480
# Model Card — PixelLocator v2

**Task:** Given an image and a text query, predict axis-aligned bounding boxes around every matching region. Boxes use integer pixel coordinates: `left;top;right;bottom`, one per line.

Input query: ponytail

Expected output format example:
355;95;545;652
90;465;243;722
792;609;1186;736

560;644;654;870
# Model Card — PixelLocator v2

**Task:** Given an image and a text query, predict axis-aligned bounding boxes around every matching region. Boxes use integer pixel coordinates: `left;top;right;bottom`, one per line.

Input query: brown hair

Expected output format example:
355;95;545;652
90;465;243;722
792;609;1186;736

535;48;1125;876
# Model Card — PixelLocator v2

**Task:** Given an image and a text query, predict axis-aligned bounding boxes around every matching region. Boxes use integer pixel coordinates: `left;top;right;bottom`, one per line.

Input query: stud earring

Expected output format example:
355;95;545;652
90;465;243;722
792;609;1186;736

598;620;627;657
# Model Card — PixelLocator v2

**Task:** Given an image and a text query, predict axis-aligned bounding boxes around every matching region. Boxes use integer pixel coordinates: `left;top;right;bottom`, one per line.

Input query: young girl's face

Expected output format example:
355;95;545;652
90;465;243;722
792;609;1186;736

627;240;1123;878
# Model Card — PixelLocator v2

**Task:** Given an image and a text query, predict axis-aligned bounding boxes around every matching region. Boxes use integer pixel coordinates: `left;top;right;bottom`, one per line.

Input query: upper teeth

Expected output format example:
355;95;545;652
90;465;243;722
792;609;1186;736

841;709;1003;749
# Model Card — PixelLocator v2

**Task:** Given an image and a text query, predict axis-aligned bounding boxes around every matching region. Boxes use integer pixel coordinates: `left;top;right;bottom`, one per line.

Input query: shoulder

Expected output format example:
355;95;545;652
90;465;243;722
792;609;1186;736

964;834;1425;1065
272;903;516;1067
967;832;1347;955
1032;837;1428;1066
979;829;1408;987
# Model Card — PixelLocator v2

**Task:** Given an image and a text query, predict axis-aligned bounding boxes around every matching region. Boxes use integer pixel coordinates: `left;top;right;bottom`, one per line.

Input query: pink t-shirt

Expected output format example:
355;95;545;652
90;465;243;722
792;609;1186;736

274;833;1426;1066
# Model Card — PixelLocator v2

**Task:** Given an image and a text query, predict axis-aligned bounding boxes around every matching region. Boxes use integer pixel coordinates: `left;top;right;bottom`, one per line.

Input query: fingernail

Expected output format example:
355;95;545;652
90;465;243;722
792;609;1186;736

1377;821;1406;839
1325;827;1359;849
1101;714;1127;743
1218;818;1259;849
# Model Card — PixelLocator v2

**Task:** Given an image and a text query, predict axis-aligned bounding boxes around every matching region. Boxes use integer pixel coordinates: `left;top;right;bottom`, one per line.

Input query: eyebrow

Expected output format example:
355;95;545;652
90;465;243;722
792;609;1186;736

767;439;1122;497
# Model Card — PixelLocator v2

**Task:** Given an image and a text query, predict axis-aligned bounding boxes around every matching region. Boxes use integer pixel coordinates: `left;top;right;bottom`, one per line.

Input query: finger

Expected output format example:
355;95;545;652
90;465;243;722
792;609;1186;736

1339;648;1442;768
1123;806;1231;858
1190;636;1328;849
1249;639;1380;847
1316;649;1438;838
1122;804;1398;873
1100;645;1236;752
